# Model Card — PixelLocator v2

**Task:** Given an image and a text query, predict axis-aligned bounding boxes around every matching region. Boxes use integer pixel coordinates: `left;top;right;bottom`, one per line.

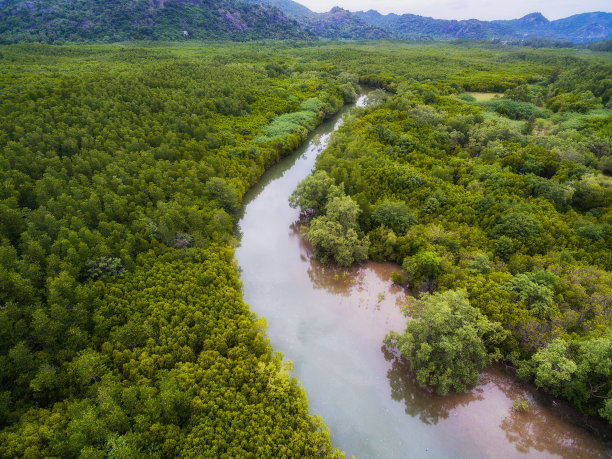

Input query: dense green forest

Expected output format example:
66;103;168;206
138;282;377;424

290;43;612;425
0;43;354;457
0;41;611;456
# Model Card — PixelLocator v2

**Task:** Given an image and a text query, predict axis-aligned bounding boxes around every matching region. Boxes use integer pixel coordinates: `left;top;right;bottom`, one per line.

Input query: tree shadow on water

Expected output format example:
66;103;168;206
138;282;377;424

290;220;365;296
500;399;610;458
383;346;484;425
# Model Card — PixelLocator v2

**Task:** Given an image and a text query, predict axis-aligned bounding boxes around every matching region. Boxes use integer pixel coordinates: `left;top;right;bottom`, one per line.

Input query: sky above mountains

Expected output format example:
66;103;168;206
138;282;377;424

299;0;611;20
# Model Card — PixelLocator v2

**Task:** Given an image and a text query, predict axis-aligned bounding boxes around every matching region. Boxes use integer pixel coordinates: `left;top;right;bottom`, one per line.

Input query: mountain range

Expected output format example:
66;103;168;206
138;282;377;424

0;0;610;43
0;0;312;43
355;10;612;43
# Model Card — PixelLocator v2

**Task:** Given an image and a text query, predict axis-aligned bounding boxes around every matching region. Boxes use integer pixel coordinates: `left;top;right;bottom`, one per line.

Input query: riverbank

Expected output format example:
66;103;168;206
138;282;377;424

236;92;612;458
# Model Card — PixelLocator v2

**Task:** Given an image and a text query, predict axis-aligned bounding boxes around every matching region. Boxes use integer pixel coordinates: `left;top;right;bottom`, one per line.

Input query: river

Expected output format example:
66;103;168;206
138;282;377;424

236;94;611;458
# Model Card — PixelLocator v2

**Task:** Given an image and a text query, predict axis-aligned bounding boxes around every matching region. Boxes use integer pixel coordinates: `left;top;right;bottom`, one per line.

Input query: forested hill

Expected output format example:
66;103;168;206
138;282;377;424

355;10;612;43
240;0;612;43
0;0;312;43
240;0;316;18
300;7;390;40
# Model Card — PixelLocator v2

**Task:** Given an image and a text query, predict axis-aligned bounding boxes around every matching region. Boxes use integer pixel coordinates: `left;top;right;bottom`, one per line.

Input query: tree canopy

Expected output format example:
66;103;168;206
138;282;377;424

384;290;507;394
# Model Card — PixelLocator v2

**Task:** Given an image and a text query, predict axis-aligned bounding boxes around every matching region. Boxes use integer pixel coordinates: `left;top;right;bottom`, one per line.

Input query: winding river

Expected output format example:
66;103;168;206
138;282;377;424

236;94;611;458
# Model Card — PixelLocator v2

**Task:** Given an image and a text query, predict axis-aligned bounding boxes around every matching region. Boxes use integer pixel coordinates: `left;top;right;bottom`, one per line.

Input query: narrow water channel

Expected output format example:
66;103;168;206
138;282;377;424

236;94;611;458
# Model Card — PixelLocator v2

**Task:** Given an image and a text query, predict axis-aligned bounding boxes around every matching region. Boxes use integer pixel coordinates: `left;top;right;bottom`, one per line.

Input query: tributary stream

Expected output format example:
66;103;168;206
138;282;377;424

236;94;611;458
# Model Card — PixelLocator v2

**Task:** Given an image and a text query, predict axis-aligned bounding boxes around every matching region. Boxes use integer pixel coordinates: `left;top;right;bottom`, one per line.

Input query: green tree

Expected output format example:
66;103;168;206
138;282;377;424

289;171;344;217
371;200;416;234
384;290;507;394
469;253;491;274
307;218;369;266
205;178;240;215
402;250;443;291
503;270;558;317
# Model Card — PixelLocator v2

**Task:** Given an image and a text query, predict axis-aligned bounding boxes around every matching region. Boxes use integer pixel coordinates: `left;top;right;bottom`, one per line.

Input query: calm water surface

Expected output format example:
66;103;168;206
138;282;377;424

236;95;611;458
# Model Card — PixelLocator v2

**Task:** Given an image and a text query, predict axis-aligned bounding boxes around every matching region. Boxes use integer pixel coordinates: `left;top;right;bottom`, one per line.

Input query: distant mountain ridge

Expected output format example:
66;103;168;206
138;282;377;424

244;0;612;43
0;0;609;43
354;9;612;42
0;0;313;43
240;0;317;18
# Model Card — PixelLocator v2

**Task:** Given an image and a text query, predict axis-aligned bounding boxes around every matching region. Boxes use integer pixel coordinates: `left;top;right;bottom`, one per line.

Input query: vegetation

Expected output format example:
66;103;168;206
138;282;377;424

384;290;507;394
1;0;609;44
512;397;529;412
0;42;361;457
0;0;312;43
1;40;611;456
290;42;612;424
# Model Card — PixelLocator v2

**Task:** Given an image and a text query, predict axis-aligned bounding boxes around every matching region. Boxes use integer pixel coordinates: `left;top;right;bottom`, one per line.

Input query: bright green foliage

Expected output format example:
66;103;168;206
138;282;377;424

481;99;550;120
307;195;369;266
512;397;529;412
1;40;612;447
325;195;361;230
384;290;507;394
517;337;612;418
469;254;491;274
0;43;360;456
307;217;370;266
289;170;345;217
290;171;370;266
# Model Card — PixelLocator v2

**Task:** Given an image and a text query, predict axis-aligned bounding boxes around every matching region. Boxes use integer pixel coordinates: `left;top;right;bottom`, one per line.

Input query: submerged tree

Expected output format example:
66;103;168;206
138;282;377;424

307;195;369;266
385;290;507;394
289;171;344;218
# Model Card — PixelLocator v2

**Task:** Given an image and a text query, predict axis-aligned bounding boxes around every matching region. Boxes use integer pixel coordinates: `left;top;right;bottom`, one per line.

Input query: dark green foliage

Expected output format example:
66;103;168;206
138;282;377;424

403;251;443;292
206;178;240;215
491;212;541;239
371;200;416;234
83;257;125;280
481;99;550;120
575;221;612;240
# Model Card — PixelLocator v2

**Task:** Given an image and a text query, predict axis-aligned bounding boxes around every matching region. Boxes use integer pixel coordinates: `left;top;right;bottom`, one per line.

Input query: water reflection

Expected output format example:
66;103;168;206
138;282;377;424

383;346;485;425
293;220;406;304
238;91;612;458
500;394;611;458
292;216;612;457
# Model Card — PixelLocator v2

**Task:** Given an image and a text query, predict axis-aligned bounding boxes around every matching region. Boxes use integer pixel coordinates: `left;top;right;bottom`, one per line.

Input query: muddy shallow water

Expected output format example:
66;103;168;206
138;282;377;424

236;94;611;458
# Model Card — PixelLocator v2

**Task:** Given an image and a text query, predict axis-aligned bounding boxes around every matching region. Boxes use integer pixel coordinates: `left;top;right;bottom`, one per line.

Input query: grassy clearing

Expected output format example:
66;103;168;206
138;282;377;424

464;91;504;102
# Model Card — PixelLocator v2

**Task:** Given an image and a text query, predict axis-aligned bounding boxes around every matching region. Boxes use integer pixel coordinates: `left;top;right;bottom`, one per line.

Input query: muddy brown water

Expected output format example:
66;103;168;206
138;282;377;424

236;94;611;458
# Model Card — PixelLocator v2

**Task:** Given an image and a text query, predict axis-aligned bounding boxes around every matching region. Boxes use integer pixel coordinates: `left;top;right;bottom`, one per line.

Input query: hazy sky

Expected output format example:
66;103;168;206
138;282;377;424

298;0;611;20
